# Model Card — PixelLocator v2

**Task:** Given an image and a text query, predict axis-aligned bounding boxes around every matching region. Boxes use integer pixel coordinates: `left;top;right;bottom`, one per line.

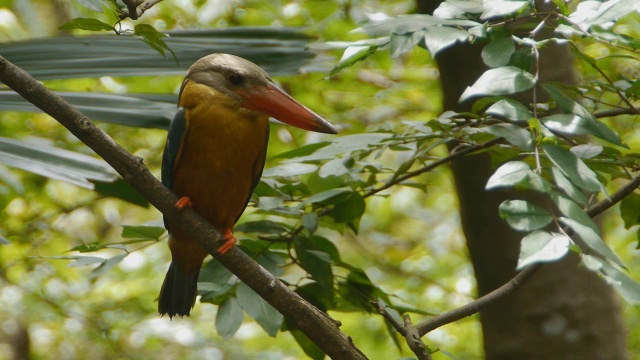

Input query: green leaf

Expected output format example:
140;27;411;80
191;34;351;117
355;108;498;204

301;213;318;234
275;142;330;159
480;1;528;20
93;179;149;207
330;192;366;224
460;66;536;102
216;297;243;339
482;36;515;68
289;326;325;360
0;91;175;129
121;225;165;240
552;193;598;231
551;167;589;206
600;260;640;305
559;217;625;268
295;237;335;292
483;123;533;150
319;157;350;178
235;220;291;235
499;200;553;231
568;0;637;30
620;193;640;229
331;45;379;76
541;114;619;145
541;84;622;146
517;231;571;269
58;18;114;31
134;24;176;60
390;30;425;58
236;282;284;337
90;254;127;279
570;144;603;159
542;143;603;193
256;251;285;277
423;26;469;55
77;0;104;12
199;260;234;287
302;187;352;206
0;137;117;189
262;163;318;177
486;161;530;189
485;98;532;123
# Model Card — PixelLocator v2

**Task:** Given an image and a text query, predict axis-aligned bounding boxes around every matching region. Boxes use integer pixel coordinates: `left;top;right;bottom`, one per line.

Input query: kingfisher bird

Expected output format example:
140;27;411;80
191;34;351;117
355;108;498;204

158;53;337;318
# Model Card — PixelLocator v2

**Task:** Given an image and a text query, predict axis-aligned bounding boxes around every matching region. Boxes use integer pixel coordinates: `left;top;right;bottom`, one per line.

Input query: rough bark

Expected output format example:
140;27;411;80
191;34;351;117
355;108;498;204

417;1;629;358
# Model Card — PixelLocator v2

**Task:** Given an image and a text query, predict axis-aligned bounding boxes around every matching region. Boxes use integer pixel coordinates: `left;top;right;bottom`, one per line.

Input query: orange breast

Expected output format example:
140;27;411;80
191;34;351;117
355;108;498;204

171;81;269;232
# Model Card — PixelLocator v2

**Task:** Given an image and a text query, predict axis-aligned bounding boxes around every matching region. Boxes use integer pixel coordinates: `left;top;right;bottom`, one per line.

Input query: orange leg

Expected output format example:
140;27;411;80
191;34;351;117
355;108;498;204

217;229;237;255
175;196;192;209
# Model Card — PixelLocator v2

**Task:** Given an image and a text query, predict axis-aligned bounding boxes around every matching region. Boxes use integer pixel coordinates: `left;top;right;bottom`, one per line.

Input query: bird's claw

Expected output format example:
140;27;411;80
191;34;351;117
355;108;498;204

175;196;192;209
216;229;237;255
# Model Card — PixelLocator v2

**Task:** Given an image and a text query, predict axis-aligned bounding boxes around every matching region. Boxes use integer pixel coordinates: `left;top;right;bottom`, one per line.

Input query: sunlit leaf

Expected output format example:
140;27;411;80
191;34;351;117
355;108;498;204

77;0;104;12
331;45;380;76
499;200;553;231
390;30;424;58
551;167;589;206
542;143;603;193
460;66;535;102
482;36;515;68
480;0;528;20
483;123;533;150
302;187;352;206
570;144;602;159
601;260;640;304
559;217;625;268
486;161;530;189
541;84;622;146
423;26;469;55
485;98;532;123
517;231;571;269
262;163;318;177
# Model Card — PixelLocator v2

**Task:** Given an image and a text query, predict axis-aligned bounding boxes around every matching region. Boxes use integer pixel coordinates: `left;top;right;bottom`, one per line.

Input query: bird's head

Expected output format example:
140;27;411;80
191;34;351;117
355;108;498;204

182;53;338;134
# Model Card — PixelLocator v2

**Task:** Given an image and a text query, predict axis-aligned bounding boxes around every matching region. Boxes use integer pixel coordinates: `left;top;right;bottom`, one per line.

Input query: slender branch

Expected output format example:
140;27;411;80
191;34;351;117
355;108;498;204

373;302;432;360
0;56;368;360
416;263;541;335
119;0;164;20
594;108;640;118
416;171;640;336
404;314;432;360
364;137;504;197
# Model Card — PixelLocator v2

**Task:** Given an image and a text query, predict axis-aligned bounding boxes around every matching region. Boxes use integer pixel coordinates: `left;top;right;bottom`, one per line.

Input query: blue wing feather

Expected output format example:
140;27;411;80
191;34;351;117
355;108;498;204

162;107;187;230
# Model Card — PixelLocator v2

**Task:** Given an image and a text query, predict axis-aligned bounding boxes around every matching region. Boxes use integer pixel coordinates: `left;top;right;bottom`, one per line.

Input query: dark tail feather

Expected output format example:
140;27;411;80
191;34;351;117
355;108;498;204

158;262;200;318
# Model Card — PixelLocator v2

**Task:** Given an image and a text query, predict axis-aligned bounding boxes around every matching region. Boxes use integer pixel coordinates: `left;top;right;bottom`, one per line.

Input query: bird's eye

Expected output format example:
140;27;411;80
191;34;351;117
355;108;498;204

228;73;244;85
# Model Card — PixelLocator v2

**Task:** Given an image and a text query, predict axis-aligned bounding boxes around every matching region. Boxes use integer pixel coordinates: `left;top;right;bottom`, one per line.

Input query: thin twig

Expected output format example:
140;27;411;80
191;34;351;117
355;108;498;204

364;137;504;197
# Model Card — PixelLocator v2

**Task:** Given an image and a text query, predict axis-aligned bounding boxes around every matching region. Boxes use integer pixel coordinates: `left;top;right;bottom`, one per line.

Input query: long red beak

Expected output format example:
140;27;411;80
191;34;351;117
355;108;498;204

236;84;338;134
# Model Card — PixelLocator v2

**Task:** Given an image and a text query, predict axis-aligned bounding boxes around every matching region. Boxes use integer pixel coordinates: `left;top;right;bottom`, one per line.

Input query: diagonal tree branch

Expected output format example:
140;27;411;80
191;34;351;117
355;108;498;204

0;56;368;360
414;172;640;336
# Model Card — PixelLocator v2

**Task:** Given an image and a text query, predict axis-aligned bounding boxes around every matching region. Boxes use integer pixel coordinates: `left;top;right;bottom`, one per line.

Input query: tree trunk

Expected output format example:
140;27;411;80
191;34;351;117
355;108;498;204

417;1;629;359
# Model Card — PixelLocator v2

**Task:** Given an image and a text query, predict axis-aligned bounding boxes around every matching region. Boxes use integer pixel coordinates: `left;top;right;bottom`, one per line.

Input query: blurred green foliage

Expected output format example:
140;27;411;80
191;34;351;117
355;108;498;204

0;1;639;359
